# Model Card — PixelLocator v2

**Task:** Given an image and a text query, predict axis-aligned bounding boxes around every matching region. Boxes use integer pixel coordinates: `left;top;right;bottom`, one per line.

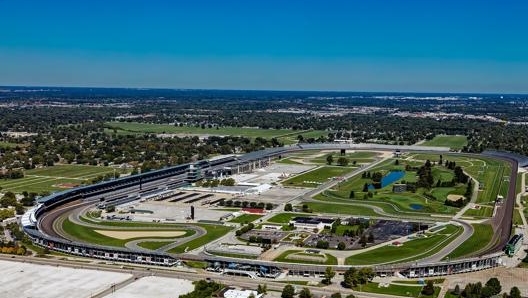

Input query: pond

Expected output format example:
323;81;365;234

369;170;406;189
410;203;424;210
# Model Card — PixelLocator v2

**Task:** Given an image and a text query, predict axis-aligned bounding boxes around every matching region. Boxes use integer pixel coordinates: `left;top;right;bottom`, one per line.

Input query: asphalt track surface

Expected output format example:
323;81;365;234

38;195;208;254
487;157;517;253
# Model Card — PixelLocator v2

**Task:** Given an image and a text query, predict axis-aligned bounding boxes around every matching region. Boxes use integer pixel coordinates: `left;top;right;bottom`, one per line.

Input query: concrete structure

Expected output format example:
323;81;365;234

106;276;194;298
0;259;131;298
392;183;407;193
289;217;335;232
222;289;262;298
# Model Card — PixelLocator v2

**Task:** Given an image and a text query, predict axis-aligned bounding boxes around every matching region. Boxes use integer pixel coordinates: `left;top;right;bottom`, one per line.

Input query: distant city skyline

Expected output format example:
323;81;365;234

1;0;527;93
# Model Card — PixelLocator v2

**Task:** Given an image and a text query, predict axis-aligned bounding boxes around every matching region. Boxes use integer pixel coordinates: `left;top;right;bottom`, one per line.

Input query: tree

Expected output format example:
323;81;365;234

345;295;356;298
367;232;375;243
257;284;267;294
284;203;293;211
331;293;342;298
223;178;236;186
421;280;435;296
349;190;355;198
281;284;295;298
485;277;501;296
481;286;494;298
362;183;369;192
298;287;312;298
357;267;374;285
316;240;329;249
248;293;256;298
337;157;349;166
0;192;17;208
337;241;346;250
452;284;461;296
326;154;334;165
322;266;336;285
343;267;358;288
510;287;521;298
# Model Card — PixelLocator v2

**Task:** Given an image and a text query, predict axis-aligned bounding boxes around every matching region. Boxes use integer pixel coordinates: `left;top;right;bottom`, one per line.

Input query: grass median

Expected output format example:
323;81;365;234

446;224;493;259
167;224;232;253
346;225;462;265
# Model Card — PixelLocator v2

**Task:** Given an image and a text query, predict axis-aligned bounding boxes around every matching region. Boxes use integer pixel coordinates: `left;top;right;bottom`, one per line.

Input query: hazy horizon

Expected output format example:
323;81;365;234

1;0;528;93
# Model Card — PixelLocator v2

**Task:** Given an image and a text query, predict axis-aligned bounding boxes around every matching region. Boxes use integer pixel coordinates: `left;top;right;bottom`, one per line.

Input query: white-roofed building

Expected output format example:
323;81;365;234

222;289;262;298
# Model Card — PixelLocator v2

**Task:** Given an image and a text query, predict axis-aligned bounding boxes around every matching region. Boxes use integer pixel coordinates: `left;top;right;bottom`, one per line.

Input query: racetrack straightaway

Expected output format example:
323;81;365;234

486;157;517;253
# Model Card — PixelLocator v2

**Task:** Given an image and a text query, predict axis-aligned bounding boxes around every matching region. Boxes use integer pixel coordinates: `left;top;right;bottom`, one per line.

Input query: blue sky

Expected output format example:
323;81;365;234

1;0;527;93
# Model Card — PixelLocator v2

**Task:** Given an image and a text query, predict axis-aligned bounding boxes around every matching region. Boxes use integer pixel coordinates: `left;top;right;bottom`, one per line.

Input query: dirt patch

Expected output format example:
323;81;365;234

54;183;79;189
447;194;464;202
94;230;185;239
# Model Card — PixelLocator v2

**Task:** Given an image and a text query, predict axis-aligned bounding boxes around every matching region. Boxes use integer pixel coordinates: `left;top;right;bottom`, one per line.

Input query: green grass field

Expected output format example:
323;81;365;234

267;213;311;224
320;158;461;215
422;135;468;150
462;206;493;218
0;141;24;148
446;224;493;259
167;224;232;253
0;164;118;193
516;173;523;196
274;250;338;265
276;130;328;145
409;153;510;204
106;121;295;138
137;241;173;250
354;282;440;298
513;209;524;226
346;225;462;265
228;214;263;223
282;166;354;188
276;158;304;165
306;202;379;217
309;151;378;164
62;218;191;247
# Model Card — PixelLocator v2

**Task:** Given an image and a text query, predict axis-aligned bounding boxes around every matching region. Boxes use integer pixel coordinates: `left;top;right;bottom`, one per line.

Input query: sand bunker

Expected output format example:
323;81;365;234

94;230;185;239
447;194;464;202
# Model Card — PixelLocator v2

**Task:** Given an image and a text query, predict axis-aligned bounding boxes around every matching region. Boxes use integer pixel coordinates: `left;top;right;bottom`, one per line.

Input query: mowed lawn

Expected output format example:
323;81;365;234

274;250;338;265
346;225;462;265
106;121;293;138
463;206;494;218
354;282;440;298
168;224;232;253
446;224;493;259
62;218;191;247
282;166;354;188
276;130;328;145
267;213;312;224
410;154;510;204
310;151;378;164
137;241;173;250
228;214;263;224
0;164;116;193
422;135;468;150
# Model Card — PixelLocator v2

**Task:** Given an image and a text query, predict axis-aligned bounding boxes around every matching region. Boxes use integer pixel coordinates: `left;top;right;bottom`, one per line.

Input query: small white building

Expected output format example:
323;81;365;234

261;224;282;231
289;217;335;232
223;289;263;298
